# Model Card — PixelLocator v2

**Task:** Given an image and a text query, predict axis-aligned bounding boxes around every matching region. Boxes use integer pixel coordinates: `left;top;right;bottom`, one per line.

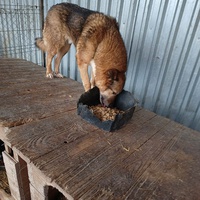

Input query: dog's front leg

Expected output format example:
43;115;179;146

90;70;95;88
78;63;91;91
76;40;96;91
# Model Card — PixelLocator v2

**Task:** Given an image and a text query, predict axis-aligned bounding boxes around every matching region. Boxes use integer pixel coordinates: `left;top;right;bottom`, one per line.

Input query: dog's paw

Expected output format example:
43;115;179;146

53;72;63;78
46;73;54;79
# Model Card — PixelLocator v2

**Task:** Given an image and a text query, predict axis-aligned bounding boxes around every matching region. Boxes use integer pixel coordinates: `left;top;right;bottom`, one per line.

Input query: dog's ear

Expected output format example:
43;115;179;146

106;69;119;85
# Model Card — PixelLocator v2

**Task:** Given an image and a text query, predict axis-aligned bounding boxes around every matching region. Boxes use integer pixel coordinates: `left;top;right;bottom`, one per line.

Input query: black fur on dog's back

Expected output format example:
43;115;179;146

46;3;96;44
36;3;119;51
35;3;96;51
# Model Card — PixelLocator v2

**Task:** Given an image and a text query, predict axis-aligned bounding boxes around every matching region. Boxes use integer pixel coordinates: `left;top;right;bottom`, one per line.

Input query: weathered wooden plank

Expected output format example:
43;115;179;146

2;152;23;200
3;110;97;163
0;96;79;128
57;120;200;200
0;61;84;128
0;79;82;98
0;61;44;77
23;110;165;194
28;163;74;200
29;184;46;200
1;59;200;200
52;115;172;198
2;108;147;175
22;108;199;200
17;156;31;200
28;164;50;199
125;124;200;200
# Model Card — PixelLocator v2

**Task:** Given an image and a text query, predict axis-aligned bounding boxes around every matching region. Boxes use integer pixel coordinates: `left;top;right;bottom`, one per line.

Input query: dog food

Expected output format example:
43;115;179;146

89;105;124;121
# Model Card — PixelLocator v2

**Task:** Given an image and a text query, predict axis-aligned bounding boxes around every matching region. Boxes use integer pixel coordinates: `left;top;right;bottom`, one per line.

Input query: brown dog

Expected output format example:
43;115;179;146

35;3;127;106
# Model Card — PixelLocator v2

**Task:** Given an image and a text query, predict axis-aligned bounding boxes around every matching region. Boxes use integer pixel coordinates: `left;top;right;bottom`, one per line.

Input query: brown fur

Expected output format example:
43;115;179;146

35;3;127;106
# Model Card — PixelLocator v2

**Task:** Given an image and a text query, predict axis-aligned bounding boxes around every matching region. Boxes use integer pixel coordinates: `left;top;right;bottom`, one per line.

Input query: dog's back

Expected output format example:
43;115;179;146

36;3;95;51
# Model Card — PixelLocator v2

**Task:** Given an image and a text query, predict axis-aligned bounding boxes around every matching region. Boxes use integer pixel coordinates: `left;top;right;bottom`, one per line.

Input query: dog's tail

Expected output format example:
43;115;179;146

35;37;46;52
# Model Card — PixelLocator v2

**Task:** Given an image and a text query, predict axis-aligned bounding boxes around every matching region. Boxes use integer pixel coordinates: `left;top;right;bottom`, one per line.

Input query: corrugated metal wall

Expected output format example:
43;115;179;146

125;0;200;132
1;0;199;132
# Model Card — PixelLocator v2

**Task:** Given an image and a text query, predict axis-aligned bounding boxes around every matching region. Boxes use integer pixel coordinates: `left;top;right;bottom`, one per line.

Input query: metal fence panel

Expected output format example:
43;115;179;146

0;0;43;65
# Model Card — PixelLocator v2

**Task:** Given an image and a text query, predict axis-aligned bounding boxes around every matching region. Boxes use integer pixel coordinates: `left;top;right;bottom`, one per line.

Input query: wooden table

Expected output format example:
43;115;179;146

0;59;200;200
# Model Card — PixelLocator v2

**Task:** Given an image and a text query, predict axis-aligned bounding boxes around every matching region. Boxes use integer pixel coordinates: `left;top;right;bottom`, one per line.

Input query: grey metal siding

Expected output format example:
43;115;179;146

124;0;200;131
0;0;199;131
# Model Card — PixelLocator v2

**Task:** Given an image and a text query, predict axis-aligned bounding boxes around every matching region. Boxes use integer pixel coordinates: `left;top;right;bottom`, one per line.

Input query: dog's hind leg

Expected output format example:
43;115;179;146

54;43;71;78
46;52;55;78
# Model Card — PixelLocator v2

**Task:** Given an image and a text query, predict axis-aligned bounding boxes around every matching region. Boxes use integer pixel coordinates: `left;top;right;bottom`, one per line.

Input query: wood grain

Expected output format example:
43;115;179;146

0;60;84;128
0;59;200;200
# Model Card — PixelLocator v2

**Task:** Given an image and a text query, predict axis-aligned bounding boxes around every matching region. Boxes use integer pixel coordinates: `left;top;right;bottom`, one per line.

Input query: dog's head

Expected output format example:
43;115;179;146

96;69;126;107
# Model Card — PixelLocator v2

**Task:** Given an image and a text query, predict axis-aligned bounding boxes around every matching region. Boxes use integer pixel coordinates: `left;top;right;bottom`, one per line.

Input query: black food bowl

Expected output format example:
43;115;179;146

77;87;137;131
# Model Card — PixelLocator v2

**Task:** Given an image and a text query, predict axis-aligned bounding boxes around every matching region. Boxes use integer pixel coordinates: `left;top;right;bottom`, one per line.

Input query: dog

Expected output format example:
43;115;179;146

35;3;127;107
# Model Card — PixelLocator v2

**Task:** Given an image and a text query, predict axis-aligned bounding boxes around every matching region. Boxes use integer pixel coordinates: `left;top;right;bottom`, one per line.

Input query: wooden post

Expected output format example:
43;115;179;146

2;151;23;200
39;0;46;68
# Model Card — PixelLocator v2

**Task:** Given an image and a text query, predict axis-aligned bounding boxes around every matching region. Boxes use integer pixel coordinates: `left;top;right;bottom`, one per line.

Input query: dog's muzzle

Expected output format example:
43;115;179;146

100;94;108;107
100;94;115;107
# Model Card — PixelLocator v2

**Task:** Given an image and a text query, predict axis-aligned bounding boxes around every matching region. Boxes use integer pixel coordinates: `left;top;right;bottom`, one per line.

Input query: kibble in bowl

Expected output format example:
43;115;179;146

89;105;124;121
77;87;137;131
